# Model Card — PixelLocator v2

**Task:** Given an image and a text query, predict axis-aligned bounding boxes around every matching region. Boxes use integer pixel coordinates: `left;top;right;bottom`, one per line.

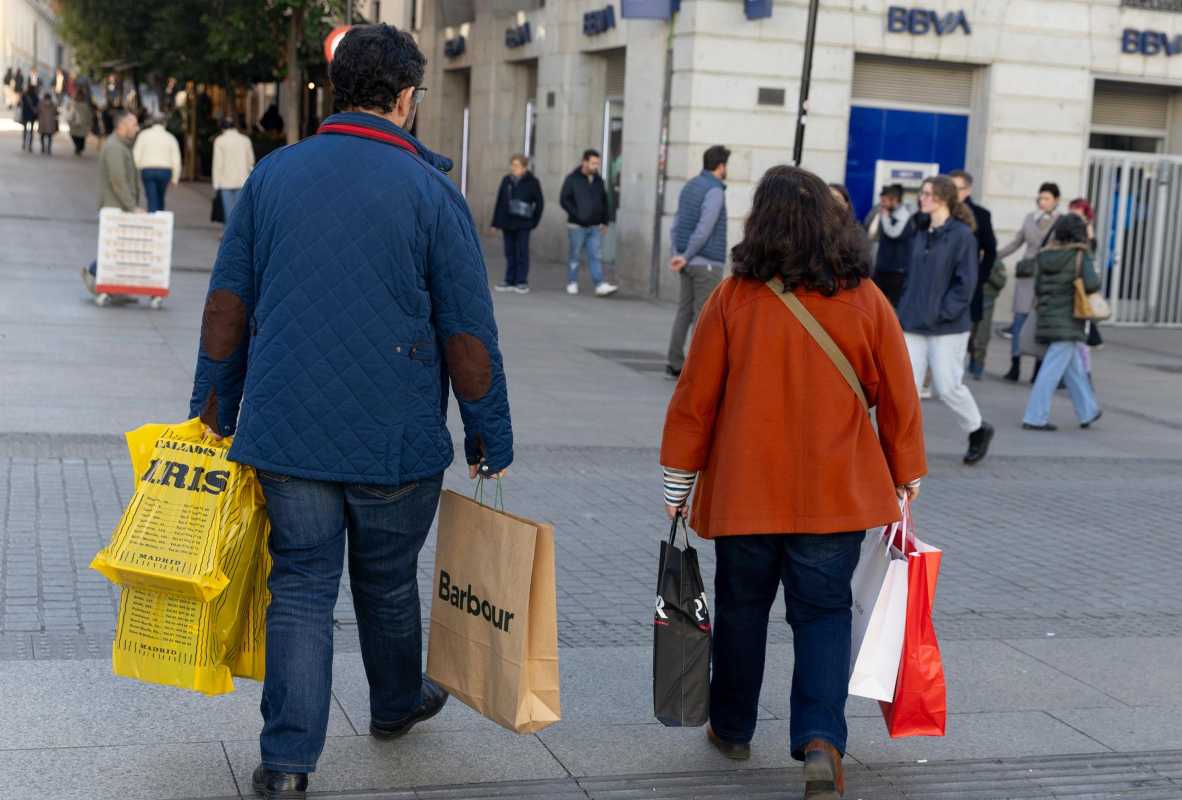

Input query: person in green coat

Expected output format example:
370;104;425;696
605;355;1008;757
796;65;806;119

1021;214;1102;431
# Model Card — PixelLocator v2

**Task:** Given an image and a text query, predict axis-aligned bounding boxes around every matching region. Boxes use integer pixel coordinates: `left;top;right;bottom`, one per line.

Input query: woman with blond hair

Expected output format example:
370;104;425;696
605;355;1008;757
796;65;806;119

897;175;994;464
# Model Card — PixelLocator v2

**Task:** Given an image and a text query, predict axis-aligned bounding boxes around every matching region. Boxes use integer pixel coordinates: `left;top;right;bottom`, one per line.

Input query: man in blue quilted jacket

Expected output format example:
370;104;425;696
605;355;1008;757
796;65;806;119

188;25;513;800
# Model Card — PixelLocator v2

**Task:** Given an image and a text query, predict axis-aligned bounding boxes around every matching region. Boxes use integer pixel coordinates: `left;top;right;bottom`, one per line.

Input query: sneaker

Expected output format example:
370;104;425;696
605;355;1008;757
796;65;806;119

998;326;1014;340
513;284;531;295
494;283;515;293
566;282;579;295
595;282;619;297
964;422;994;465
1022;422;1058;432
80;264;97;296
919;387;933;400
1080;410;1102;429
665;365;682;381
369;677;449;740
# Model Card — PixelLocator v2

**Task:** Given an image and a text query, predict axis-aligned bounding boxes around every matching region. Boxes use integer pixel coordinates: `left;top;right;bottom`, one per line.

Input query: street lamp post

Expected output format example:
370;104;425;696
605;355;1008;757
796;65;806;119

792;0;820;167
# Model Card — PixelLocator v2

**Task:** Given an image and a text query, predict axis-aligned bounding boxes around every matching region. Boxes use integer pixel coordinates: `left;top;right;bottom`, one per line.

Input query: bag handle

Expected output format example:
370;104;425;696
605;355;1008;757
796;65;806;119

766;279;869;414
474;476;505;511
886;497;915;554
667;514;691;550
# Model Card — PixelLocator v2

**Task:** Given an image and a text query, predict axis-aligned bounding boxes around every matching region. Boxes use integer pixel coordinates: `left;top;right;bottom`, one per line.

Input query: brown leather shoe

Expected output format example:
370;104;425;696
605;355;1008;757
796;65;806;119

706;724;751;761
803;739;844;799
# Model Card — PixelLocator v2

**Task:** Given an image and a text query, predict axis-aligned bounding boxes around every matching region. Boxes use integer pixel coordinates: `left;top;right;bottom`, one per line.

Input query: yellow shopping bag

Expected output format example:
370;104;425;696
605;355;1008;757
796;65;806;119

95;419;271;695
92;419;262;601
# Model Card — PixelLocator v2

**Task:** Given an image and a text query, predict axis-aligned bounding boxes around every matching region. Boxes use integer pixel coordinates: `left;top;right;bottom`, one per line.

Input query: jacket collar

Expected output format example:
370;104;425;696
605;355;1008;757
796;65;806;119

318;111;453;174
699;169;726;190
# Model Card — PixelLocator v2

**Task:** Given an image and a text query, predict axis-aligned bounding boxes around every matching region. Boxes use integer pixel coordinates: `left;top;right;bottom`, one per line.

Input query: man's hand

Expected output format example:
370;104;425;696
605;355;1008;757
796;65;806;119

470;464;508;480
895;483;921;503
600;224;609;234
669;255;687;273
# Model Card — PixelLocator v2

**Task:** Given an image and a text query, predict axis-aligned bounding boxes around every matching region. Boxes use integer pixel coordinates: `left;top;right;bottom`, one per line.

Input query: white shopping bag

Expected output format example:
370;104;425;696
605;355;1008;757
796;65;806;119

848;501;911;702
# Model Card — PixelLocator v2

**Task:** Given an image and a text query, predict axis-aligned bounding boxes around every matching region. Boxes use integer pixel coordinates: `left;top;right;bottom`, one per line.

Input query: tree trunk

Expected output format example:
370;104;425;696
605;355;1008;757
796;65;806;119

283;7;304;146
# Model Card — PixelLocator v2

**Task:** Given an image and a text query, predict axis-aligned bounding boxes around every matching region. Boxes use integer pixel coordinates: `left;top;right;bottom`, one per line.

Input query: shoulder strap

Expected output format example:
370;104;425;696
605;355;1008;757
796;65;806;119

765;280;869;414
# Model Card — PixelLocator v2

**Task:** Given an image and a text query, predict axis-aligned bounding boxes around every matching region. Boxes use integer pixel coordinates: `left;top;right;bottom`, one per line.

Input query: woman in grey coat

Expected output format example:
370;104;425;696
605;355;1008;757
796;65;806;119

998;182;1061;382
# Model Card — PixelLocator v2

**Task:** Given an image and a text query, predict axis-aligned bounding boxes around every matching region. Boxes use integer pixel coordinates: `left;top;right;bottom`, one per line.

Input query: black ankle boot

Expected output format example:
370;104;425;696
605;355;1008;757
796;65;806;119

1003;356;1020;382
1031;358;1043;384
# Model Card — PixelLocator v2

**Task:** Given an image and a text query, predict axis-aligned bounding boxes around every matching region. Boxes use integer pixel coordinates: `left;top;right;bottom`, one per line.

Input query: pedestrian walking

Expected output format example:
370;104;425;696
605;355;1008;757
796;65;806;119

67;89;94;156
82;109;143;294
188;25;513;800
489;153;544;293
1067;197;1104;352
133;114;182;213
36;92;58;155
560;149;619;296
660;165;926;800
998;182;1061;382
868;184;913;307
897;175;994;464
666;144;730;379
19;85;38;151
212;117;256;222
1021;214;1103;431
949;170;998;379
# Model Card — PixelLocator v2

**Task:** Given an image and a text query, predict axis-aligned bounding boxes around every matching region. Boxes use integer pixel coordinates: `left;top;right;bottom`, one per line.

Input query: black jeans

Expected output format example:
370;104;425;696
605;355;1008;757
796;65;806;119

71;134;85;155
710;531;863;760
502;228;531;286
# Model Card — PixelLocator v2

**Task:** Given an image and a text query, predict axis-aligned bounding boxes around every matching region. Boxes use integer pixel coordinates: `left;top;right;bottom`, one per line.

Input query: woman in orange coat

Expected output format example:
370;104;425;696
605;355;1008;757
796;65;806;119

660;166;927;800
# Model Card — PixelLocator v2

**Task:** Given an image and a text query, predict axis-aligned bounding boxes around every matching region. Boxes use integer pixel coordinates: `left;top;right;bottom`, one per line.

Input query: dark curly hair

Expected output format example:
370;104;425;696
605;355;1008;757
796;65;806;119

731;165;870;296
331;24;425;114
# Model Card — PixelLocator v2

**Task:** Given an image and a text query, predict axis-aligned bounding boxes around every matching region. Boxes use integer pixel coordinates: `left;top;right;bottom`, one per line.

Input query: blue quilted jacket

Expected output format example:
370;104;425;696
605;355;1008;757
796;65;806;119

189;112;513;484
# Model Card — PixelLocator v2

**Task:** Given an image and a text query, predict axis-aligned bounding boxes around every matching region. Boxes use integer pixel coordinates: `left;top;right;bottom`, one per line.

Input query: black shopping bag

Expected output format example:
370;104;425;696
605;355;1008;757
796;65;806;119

210;191;225;224
653;516;711;727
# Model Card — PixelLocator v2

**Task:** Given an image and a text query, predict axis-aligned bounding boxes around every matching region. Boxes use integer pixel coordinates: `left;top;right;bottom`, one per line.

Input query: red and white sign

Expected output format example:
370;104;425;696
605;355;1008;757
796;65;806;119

324;26;352;63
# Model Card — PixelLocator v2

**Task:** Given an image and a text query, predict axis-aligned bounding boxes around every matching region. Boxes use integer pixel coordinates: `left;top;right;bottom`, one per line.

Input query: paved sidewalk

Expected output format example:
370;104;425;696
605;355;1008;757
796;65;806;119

2;129;1182;799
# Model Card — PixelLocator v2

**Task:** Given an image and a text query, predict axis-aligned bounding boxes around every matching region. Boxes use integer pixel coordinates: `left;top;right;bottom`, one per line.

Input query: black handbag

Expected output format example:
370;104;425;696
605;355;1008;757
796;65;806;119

210;191;225;224
508;198;536;219
653;516;711;727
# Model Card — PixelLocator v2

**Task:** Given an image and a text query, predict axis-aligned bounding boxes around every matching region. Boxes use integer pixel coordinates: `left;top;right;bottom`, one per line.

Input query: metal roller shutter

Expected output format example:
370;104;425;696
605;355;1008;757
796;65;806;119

852;54;974;109
606;50;627;98
1091;80;1169;131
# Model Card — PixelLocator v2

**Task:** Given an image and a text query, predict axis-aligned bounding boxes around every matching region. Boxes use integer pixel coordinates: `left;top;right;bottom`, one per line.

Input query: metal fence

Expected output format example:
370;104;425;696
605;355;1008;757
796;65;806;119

1084;151;1182;326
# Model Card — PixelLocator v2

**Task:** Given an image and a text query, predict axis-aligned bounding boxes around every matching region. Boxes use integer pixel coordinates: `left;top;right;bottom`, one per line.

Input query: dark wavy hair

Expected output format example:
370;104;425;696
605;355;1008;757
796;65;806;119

730;166;870;296
331;24;425;114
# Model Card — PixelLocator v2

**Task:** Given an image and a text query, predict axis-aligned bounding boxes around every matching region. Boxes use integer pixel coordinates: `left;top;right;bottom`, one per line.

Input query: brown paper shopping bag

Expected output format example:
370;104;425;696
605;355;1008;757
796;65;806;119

426;489;560;733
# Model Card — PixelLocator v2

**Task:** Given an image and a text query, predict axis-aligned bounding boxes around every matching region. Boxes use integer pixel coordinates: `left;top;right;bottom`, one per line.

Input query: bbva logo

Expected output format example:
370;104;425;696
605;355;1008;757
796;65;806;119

887;6;972;36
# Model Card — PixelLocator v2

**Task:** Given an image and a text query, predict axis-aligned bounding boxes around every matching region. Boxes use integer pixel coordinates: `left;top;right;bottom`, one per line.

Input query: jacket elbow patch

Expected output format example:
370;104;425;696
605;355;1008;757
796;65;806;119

445;333;493;402
200;289;247;360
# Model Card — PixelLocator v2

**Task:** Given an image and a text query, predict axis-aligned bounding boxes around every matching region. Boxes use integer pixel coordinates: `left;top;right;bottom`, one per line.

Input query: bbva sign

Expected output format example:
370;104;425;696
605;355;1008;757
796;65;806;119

887;6;972;36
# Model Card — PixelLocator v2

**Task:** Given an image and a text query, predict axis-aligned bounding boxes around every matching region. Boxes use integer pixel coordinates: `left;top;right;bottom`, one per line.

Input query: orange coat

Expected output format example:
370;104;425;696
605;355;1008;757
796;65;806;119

660;276;927;538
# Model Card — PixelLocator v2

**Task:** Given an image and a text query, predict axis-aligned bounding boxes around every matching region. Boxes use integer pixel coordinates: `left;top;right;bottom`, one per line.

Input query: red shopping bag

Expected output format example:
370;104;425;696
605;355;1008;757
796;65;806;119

878;502;947;737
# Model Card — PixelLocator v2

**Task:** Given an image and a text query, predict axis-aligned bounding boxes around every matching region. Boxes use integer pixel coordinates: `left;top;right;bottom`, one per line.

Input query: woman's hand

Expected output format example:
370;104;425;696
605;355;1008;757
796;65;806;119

666;503;687;521
895;483;921;503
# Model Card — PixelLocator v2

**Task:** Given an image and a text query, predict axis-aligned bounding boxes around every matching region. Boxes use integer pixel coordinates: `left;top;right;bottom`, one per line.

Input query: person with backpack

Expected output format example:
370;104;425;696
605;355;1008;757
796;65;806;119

661;165;925;800
1021;214;1103;431
490;153;544;294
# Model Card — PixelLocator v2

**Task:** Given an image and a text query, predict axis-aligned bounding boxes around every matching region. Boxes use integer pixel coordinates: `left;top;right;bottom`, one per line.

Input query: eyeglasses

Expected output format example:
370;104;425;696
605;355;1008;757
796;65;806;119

403;86;427;128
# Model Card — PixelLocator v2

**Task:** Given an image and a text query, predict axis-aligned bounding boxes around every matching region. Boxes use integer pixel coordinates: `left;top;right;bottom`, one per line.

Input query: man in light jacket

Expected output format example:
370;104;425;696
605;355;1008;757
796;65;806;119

132;113;182;212
666;145;729;379
83;109;142;294
212;117;256;222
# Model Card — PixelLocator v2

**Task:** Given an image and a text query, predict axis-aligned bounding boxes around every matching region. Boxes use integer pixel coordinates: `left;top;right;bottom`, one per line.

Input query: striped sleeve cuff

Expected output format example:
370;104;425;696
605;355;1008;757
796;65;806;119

663;466;697;507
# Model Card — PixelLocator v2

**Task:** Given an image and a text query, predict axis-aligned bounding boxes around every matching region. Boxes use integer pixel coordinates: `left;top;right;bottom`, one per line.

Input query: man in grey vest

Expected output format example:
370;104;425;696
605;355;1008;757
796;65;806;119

666;145;728;378
666;145;730;378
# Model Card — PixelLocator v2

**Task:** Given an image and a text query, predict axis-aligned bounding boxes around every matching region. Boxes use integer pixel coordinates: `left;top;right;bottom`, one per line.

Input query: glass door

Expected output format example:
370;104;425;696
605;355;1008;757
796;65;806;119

601;97;624;265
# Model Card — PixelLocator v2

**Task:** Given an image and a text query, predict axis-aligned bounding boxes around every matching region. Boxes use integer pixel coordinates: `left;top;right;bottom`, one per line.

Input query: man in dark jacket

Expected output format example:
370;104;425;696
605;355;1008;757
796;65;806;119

189;25;512;799
666;144;729;378
19;85;38;151
868;183;913;307
950;170;998;378
560;149;618;296
490;153;544;293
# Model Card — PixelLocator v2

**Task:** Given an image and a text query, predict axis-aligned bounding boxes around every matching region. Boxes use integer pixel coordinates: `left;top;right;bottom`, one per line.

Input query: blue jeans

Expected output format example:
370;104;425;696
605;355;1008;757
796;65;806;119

220;188;241;222
1023;340;1100;426
257;471;444;773
710;531;864;761
1010;311;1029;358
141;168;172;212
567;225;604;286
